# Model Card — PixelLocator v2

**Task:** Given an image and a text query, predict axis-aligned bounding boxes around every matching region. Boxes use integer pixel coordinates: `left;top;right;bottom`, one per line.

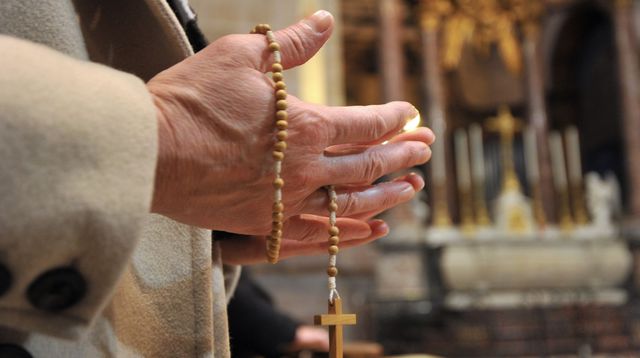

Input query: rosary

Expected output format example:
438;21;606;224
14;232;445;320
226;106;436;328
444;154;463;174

251;24;356;358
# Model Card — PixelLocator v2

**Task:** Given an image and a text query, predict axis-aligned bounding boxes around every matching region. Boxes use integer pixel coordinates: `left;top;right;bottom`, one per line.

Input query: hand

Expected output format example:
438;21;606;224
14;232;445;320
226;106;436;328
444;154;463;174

288;325;330;352
148;10;434;235
219;173;424;265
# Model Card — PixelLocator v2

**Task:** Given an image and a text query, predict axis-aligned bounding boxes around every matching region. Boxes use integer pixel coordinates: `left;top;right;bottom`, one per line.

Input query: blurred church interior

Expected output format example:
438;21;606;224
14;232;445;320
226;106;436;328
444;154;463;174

191;0;640;356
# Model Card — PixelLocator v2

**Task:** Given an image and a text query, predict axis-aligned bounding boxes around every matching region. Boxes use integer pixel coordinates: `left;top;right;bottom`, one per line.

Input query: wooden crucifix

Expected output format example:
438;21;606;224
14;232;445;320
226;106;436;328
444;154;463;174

314;298;356;358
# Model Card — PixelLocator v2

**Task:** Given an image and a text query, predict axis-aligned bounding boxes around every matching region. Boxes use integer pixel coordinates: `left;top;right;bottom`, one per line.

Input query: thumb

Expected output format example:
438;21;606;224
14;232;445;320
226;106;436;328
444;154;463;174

251;10;334;72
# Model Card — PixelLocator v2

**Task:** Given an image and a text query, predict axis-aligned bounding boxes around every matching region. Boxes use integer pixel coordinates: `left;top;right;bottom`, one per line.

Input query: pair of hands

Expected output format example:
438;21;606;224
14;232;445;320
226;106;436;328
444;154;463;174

147;11;434;264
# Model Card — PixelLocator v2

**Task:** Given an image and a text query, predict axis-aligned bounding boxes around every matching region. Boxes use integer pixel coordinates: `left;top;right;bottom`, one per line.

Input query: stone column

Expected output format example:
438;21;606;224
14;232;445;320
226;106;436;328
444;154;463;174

613;0;640;218
379;0;406;101
420;1;452;226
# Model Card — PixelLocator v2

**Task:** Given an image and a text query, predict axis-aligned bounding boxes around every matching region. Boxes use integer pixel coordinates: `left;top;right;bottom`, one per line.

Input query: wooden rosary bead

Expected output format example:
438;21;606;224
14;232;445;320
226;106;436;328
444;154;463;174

329;236;339;245
254;24;270;34
256;23;291;264
329;226;340;236
272;72;284;82
327;266;338;277
274;141;287;151
268;240;280;246
276;89;287;100
276;110;288;121
270;231;282;240
268;244;280;252
268;42;280;52
328;245;339;255
272;151;284;160
276;130;288;141
329;202;338;212
273;202;284;212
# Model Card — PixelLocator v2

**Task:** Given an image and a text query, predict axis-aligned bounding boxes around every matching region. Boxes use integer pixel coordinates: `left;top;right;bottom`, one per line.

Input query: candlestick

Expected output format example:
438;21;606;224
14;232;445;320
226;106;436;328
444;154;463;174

549;132;567;191
454;129;471;191
565;126;582;185
430;114;452;227
432;117;447;183
549;132;573;231
524;126;546;227
469;123;485;184
564;126;589;224
524;127;540;183
455;129;474;233
468;124;491;226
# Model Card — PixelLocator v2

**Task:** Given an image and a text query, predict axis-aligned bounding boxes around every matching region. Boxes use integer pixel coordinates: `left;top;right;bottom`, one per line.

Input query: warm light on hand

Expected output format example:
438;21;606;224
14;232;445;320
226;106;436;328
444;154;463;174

403;113;421;132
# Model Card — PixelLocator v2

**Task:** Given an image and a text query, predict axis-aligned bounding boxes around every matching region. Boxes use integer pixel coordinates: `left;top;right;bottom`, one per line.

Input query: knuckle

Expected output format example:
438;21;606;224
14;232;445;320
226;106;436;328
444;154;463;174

403;144;424;166
340;192;359;216
360;108;386;139
363;151;386;182
298;112;331;146
279;27;309;64
288;166;315;188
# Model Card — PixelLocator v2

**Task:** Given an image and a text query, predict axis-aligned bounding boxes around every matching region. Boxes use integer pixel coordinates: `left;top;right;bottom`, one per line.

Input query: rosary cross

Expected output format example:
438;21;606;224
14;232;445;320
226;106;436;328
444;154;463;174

314;298;356;358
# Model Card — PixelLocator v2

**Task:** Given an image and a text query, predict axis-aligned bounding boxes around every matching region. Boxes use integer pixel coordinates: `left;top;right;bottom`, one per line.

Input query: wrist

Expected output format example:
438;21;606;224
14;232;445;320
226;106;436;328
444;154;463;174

148;88;177;215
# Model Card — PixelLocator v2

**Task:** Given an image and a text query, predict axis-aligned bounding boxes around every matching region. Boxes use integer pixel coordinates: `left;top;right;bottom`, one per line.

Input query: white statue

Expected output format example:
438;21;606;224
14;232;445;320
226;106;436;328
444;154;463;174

584;172;621;237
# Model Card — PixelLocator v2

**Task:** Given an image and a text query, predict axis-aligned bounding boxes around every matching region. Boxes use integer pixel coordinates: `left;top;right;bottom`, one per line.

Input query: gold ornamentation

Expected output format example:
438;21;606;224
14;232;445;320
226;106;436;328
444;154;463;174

420;0;547;75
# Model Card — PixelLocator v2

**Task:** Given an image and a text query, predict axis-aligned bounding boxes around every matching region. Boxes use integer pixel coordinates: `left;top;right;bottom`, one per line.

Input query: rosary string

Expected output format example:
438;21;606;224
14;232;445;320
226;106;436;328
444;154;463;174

252;26;342;304
327;185;341;303
252;23;288;264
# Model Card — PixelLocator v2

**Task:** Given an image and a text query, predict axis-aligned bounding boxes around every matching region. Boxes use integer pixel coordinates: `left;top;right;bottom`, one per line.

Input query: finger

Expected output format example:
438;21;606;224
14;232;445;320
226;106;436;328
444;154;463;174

279;219;389;258
283;214;372;243
219;215;371;264
243;10;334;72
303;101;418;146
301;176;423;217
320;141;431;185
385;127;436;146
348;173;425;220
219;215;369;265
219;219;389;265
323;127;435;157
344;173;426;220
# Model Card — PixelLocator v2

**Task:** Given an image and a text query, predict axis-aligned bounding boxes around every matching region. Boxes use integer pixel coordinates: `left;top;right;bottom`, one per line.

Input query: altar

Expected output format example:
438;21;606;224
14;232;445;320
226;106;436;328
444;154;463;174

365;0;640;356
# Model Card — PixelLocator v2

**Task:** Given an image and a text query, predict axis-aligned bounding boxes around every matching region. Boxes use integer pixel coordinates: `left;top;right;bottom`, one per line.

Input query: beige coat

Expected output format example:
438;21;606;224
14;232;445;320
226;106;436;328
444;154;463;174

0;0;240;356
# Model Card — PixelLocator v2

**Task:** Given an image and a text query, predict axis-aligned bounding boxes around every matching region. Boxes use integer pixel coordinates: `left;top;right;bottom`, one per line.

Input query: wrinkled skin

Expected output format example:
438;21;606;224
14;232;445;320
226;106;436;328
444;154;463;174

148;11;434;264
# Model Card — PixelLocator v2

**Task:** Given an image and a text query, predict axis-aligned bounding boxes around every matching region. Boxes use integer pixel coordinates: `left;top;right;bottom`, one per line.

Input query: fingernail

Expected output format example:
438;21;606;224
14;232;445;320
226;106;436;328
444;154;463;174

398;182;415;199
369;220;389;236
410;105;419;118
407;172;426;191
429;129;437;143
304;10;333;33
403;113;421;132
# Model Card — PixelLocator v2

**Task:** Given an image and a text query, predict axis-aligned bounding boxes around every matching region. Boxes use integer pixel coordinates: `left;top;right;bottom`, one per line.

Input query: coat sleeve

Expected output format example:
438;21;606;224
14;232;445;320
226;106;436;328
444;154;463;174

0;35;158;339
